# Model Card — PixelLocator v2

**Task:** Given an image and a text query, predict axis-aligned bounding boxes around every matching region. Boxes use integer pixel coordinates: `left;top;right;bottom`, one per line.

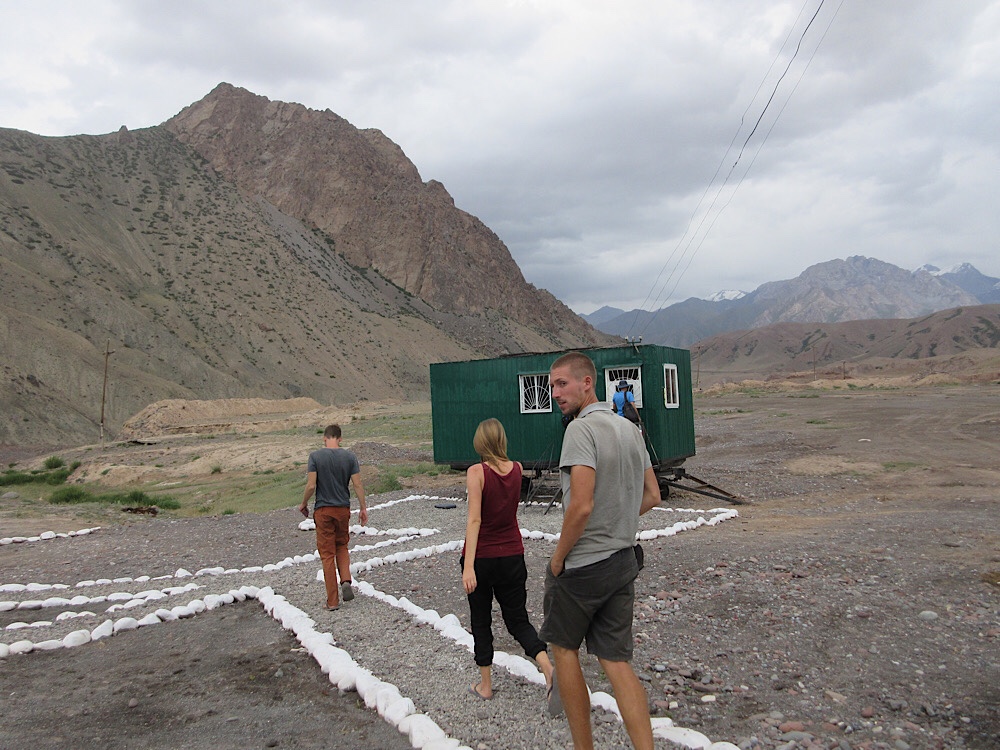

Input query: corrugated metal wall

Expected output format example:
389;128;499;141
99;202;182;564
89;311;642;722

431;345;695;469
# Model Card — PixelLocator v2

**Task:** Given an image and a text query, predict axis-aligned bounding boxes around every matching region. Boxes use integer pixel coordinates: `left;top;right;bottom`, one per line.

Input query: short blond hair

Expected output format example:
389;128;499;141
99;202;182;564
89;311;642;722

550;351;596;381
473;418;509;464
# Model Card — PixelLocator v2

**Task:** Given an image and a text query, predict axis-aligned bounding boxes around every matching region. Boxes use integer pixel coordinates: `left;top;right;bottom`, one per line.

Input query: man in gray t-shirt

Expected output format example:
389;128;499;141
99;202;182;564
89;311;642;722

298;424;368;610
540;352;660;750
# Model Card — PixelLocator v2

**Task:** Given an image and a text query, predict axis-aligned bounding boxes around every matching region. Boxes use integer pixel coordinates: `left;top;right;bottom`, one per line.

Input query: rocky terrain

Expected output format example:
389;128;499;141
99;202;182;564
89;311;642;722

0;84;612;447
1;384;997;749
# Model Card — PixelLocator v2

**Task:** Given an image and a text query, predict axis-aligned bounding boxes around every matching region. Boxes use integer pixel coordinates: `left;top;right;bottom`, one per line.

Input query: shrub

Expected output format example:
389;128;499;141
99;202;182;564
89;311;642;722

0;471;33;486
48;486;180;510
1;467;72;486
211;465;222;474
49;486;93;504
43;456;65;470
45;469;72;485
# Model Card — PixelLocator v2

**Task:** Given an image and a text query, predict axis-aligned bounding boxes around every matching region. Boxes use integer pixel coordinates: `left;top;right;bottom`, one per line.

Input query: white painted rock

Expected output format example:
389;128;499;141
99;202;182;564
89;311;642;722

374;685;403;715
422;739;461;750
17;600;44;610
174;568;192;578
106;592;134;601
398;713;447;746
154;608;177;622
137;613;162;627
33;639;63;651
91;620;114;640
113;617;139;633
381;695;415;724
187;599;207;614
171;606;195;619
9;640;34;654
0;642;8;658
652;725;712;749
0;601;15;612
40;531;56;540
63;630;92;648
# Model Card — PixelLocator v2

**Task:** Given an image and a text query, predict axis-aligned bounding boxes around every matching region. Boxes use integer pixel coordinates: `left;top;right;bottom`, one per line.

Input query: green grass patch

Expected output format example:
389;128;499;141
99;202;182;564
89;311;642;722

1;462;80;487
370;462;453;495
48;486;180;509
806;419;829;425
882;461;921;472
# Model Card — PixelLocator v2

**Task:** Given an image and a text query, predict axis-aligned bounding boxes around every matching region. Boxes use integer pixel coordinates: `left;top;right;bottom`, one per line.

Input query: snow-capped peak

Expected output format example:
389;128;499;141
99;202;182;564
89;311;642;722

706;289;746;302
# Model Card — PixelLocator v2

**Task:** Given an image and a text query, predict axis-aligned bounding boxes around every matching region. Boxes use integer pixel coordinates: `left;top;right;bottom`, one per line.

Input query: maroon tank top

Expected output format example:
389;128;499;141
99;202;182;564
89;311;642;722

466;461;525;559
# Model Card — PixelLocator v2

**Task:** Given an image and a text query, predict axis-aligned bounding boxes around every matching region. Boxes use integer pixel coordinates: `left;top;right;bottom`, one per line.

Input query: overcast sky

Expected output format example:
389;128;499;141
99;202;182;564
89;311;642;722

2;1;998;314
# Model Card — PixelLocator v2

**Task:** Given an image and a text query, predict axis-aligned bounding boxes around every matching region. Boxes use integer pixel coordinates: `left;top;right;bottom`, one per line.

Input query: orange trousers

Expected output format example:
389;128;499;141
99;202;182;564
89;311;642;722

314;505;352;608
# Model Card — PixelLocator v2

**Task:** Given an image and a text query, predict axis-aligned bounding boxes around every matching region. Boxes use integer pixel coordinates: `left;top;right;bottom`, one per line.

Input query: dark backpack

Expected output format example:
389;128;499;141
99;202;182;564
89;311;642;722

620;391;641;424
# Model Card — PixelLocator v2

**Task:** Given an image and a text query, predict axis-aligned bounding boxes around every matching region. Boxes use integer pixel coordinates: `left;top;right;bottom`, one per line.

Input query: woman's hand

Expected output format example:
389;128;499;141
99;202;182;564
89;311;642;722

462;568;477;594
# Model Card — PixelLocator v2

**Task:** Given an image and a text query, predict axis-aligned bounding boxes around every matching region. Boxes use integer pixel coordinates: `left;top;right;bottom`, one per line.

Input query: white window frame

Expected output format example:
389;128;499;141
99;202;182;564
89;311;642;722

663;364;680;409
519;373;552;414
604;367;642;408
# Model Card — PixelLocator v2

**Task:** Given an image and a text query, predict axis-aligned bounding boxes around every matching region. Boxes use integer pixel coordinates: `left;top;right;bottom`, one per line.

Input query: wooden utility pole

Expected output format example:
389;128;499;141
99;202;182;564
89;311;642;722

100;340;114;450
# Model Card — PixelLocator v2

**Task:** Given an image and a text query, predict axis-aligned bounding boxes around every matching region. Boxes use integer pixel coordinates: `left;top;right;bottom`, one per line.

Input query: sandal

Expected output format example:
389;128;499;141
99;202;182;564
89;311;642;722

469;684;494;700
547;670;563;717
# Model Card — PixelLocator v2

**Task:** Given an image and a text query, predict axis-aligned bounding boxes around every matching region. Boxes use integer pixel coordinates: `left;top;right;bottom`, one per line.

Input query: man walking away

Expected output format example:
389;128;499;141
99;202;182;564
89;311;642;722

299;424;368;610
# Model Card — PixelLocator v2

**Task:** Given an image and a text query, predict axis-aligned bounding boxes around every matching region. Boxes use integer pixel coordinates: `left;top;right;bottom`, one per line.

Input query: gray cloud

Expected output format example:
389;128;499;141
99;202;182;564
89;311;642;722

1;0;997;313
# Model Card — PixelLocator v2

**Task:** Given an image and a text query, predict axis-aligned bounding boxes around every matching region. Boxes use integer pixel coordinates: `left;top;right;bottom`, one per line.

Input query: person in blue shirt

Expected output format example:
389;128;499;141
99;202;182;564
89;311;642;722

611;380;635;417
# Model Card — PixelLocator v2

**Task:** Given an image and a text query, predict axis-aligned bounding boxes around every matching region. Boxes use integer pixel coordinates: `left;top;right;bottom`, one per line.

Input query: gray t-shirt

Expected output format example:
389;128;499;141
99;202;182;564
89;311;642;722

559;401;652;569
307;447;360;509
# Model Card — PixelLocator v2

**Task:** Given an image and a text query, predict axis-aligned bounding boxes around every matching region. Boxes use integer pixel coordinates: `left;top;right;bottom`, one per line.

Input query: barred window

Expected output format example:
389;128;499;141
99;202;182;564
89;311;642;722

605;367;642;408
519;373;551;413
663;364;680;408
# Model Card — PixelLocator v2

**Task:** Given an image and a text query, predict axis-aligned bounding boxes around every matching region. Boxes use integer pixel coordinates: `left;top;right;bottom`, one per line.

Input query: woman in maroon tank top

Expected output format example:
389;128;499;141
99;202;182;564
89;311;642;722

462;418;553;700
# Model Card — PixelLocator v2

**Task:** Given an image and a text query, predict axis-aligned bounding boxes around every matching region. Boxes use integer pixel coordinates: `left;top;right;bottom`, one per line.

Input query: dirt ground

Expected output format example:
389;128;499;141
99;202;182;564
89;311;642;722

1;383;998;749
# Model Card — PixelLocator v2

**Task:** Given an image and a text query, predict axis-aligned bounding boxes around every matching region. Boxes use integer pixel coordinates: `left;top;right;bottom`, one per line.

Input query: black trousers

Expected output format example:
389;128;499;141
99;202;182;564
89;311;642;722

460;554;547;667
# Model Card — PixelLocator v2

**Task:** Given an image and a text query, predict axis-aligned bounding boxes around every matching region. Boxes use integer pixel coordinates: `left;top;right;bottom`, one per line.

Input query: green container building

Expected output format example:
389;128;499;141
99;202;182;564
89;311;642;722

430;344;695;472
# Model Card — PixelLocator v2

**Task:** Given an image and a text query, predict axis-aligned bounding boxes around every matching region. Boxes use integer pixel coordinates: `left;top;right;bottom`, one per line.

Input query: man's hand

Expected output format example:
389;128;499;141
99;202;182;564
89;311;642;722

549;557;564;577
298;500;309;518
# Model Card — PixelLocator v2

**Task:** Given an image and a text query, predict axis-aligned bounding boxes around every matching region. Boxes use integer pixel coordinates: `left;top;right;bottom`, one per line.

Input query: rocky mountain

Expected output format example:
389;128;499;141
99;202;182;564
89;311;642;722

0;84;611;447
580;305;625;327
691;303;1000;387
594;256;984;346
934;263;1000;304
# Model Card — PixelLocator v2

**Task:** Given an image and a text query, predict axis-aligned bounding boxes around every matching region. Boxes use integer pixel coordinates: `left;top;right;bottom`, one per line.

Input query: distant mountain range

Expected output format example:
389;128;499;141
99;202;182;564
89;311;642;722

691;303;1000;387
583;256;1000;346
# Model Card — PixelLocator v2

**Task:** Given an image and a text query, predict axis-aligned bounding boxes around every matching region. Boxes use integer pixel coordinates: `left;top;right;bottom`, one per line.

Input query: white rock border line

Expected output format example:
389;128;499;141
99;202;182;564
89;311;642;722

0;584;470;750
328;503;741;750
0;527;440;594
1;497;739;749
0;526;101;546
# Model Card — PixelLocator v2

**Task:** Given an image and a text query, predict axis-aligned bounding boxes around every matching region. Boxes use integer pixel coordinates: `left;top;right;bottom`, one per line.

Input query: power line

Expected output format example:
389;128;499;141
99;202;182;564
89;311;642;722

626;0;841;341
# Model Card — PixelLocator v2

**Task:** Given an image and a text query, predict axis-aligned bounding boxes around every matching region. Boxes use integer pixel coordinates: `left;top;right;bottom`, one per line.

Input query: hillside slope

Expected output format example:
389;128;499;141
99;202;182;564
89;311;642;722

0;99;609;447
691;304;1000;386
165;83;599;339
